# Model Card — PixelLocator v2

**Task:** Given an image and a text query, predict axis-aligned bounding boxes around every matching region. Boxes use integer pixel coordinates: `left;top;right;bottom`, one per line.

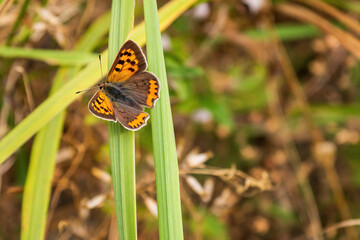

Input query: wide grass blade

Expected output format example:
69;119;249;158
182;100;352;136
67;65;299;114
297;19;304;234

107;0;137;239
144;0;188;239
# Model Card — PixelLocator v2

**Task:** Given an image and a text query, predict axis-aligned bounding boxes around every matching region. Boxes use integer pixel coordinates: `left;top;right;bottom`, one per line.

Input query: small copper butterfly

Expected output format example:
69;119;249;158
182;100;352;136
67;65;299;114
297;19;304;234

87;40;160;131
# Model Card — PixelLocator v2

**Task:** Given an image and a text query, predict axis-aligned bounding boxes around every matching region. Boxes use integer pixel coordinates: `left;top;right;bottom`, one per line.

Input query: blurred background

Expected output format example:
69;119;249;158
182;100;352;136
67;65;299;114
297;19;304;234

1;0;360;239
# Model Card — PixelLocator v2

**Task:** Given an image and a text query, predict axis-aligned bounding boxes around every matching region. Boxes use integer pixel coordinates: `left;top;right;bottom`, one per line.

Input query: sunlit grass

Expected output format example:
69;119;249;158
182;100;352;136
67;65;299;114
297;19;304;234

107;0;137;238
144;0;184;238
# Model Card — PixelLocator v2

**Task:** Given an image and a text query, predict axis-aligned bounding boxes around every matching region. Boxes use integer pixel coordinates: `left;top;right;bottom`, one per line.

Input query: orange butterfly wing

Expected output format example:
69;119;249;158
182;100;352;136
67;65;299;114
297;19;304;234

107;40;147;83
88;91;116;122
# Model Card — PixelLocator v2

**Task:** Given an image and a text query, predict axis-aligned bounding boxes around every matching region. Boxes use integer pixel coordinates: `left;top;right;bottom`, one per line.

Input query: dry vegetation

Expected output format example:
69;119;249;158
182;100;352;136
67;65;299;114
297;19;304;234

1;0;360;239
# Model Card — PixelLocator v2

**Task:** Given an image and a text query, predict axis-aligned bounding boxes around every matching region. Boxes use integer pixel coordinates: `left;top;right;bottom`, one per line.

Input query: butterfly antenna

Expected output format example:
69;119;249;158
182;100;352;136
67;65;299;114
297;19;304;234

75;85;100;94
99;54;104;82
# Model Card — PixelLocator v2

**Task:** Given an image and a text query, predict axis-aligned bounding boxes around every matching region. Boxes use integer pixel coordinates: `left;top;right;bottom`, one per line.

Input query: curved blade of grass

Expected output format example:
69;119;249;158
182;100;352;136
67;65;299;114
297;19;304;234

144;0;198;238
20;12;111;240
0;0;199;165
0;47;97;66
107;0;137;239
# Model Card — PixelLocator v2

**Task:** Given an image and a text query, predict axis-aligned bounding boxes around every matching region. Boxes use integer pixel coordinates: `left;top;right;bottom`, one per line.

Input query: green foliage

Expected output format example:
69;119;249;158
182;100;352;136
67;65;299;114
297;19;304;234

312;104;360;124
144;0;190;238
266;203;297;223
3;0;360;239
245;24;320;41
188;211;229;240
107;0;137;239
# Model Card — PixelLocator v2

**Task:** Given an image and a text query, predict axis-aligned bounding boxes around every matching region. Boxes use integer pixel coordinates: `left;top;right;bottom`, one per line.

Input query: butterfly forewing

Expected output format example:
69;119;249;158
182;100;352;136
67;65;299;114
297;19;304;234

88;91;116;122
107;40;147;83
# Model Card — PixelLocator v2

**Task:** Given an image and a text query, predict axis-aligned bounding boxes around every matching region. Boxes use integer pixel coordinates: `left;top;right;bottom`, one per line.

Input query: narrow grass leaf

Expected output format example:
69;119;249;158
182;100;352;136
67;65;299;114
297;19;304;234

0;47;97;66
245;23;320;41
108;0;137;239
144;0;188;239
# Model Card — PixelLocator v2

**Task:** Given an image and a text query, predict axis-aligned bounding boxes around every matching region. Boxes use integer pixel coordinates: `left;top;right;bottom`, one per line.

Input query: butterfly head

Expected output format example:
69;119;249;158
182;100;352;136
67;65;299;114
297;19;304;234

98;82;106;90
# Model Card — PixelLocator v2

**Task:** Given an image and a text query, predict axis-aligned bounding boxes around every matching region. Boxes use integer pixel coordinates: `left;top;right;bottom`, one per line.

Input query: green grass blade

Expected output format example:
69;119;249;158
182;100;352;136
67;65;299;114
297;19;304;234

144;0;189;239
20;110;64;240
0;47;97;66
20;12;111;240
245;23;320;41
0;0;199;166
108;0;137;239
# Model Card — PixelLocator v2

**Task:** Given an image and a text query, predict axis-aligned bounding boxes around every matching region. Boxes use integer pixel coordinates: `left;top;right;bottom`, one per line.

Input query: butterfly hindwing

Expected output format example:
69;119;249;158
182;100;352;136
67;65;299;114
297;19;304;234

112;101;150;131
107;40;147;83
117;71;160;108
88;91;116;122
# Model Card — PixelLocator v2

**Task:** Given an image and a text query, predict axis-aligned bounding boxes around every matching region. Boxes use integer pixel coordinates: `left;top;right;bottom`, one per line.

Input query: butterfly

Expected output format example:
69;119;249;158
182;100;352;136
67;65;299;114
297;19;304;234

88;40;160;131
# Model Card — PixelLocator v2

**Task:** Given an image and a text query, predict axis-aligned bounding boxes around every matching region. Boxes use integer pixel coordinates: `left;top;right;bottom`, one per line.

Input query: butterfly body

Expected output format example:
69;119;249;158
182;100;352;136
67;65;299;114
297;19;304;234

88;40;160;131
